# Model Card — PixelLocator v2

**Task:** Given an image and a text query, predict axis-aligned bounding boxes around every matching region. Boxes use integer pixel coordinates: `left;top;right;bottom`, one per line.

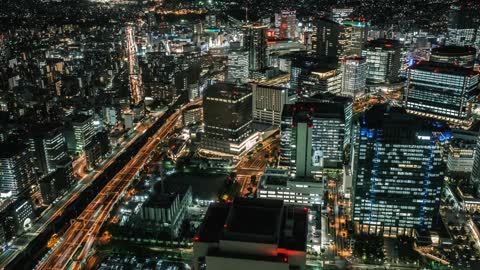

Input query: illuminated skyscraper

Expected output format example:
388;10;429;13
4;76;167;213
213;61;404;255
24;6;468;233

227;47;249;83
251;83;291;127
280;97;352;177
202;82;258;156
362;39;401;84
290;54;341;96
65;115;96;155
429;46;476;69
342;19;369;57
404;61;479;127
353;105;448;235
0;142;37;196
243;24;268;73
340;56;368;98
28;126;69;176
447;4;479;46
279;10;296;39
313;18;341;59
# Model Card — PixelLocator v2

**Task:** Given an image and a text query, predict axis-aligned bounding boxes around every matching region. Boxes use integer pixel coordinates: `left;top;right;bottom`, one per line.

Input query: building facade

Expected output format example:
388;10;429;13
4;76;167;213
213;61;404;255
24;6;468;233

281;98;351;177
362;39;401;84
227;49;249;83
340;56;368;98
251;83;290;127
29;126;69;176
193;198;307;270
404;61;479;127
0;142;36;196
202;82;258;156
429;46;476;69
257;169;322;206
353;105;448;236
243;24;268;73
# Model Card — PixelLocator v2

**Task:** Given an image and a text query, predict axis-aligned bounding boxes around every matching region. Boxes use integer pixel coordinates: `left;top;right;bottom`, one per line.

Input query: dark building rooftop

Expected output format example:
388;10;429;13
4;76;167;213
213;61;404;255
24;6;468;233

196;198;307;251
283;101;346;122
204;82;251;101
431;45;476;56
361;105;450;144
0;141;27;158
409;61;478;77
365;39;401;50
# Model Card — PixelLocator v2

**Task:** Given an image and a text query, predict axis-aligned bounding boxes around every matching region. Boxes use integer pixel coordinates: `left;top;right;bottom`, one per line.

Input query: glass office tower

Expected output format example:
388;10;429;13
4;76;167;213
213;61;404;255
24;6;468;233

405;61;479;128
353;105;449;236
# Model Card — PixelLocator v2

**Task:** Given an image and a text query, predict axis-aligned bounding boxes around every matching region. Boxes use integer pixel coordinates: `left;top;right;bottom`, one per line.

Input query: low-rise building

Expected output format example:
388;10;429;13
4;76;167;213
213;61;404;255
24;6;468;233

193;198;307;270
257;168;322;206
140;186;192;238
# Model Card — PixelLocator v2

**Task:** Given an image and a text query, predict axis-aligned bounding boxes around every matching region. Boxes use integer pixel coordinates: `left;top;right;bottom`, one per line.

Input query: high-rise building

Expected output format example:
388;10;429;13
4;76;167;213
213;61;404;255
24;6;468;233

447;138;476;174
352;105;448;236
192;198;307;270
280;97;352;177
227;48;249;83
342;19;369;57
202;82;259;156
243;24;268;73
447;28;477;47
446;4;479;46
85;131;110;169
65;115;95;154
313;18;341;59
0;142;36;196
279;10;296;39
404;61;479;127
251;83;291;127
331;7;353;24
340;56;368;98
429;46;476;69
182;104;203;127
290;54;341;96
28;126;69;176
362;39;401;84
39;162;74;205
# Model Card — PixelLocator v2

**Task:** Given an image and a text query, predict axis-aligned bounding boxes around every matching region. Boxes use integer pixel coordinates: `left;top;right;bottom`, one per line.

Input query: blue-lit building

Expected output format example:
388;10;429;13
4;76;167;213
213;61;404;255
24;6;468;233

352;105;449;236
404;61;479;128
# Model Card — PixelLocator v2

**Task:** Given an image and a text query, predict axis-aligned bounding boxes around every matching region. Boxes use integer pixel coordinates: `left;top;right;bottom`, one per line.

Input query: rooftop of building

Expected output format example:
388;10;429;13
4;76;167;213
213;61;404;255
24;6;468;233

143;192;178;209
314;16;340;25
0;141;27;159
290;53;338;70
341;56;366;62
283;101;347;121
449;138;476;149
70;114;93;124
262;174;289;187
28;123;63;137
149;179;192;208
409;60;479;77
204;82;251;100
431;45;477;56
196;198;307;251
184;104;202;111
361;104;450;143
365;39;401;49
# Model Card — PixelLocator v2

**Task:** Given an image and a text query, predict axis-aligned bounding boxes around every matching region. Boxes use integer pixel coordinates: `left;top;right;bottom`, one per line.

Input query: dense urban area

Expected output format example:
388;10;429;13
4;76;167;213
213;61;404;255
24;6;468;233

1;0;480;269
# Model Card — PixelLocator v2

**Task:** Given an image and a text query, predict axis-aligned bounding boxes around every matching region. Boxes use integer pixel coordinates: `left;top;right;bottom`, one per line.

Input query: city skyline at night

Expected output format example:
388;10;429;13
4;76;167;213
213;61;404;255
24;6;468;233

1;0;480;269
